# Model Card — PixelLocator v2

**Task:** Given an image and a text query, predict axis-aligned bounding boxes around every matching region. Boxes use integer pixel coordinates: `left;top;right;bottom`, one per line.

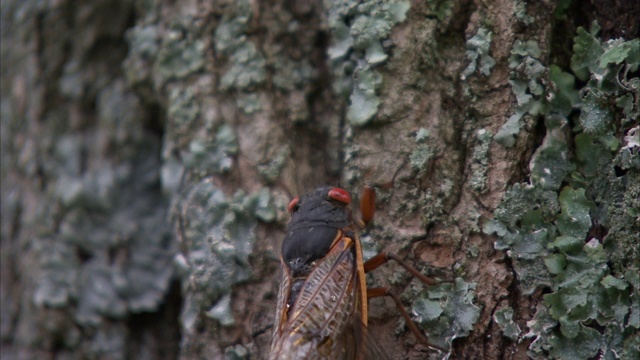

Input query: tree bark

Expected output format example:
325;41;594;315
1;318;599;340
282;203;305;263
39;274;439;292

1;1;638;360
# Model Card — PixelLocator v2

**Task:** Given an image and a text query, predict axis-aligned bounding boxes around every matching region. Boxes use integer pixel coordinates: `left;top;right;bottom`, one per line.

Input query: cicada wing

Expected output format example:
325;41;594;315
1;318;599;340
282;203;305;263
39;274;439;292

269;238;359;360
347;318;392;360
269;260;291;355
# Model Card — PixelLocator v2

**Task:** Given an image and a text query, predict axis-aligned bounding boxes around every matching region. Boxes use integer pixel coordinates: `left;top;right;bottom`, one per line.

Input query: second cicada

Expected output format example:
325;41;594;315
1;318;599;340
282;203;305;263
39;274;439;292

268;186;444;359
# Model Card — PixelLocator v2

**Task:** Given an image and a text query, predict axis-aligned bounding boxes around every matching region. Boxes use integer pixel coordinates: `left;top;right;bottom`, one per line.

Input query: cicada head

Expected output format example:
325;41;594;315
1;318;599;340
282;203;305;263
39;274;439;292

281;186;353;277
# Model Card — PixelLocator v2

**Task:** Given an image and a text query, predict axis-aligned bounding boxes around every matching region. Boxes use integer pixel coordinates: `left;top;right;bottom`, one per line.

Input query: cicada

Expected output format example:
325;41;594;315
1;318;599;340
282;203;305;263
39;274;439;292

269;186;443;359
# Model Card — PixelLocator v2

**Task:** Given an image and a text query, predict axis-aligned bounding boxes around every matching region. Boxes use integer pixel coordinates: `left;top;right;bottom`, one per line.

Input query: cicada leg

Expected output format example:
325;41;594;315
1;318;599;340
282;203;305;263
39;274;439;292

363;252;439;285
358;186;448;352
367;287;446;352
364;252;449;352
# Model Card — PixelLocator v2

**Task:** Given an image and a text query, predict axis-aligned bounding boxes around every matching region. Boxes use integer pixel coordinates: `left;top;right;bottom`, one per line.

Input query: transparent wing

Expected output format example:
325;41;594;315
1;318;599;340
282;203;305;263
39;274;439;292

269;237;391;360
270;237;356;359
348;318;391;360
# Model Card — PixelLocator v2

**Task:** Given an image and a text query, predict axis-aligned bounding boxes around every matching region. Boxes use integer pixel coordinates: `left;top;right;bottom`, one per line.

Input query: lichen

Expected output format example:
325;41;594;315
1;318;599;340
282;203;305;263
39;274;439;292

179;183;277;330
411;278;481;351
529;121;574;191
155;27;205;82
486;22;640;359
214;0;266;91
256;147;288;184
347;69;383;126
183;124;238;177
167;87;201;139
513;0;534;25
225;344;249;360
469;128;492;193
495;40;548;147
426;0;454;22
123;24;160;88
325;0;410;126
271;57;315;92
205;294;234;326
236;93;262;114
461;27;496;79
33;83;174;326
494;306;522;340
219;41;267;91
410;128;435;174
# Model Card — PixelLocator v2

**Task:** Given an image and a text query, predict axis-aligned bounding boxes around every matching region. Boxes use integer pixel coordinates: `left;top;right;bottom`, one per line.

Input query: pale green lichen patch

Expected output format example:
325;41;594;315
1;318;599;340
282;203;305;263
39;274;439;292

410;128;436;175
529;123;574;191
426;0;454;22
32;83;174;327
487;21;640;359
461;27;496;79
205;294;235;326
214;0;266;91
184;124;238;177
168;87;201;138
347;69;383;126
555;187;592;239
179;182;277;330
123;24;160;87
469;128;492;193
219;42;267;91
225;344;249;360
579;92;613;136
256;147;288;184
548;65;580;117
570;23;605;82
236;93;262;114
325;0;410;126
271;57;315;92
496;40;547;147
155;27;205;81
411;278;481;351
513;0;534;25
494;306;521;340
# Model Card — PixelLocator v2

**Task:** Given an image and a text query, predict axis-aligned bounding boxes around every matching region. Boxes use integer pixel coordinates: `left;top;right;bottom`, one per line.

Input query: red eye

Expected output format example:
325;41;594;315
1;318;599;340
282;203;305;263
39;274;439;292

288;196;299;213
327;187;351;205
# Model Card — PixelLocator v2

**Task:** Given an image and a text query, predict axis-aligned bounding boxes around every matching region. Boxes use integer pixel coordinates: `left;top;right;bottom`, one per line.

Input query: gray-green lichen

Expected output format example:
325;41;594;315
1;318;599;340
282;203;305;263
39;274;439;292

236;93;262;114
179;183;277;330
495;40;548;147
256;147;289;184
168;87;201;138
0;2;180;356
513;0;534;25
225;344;249;360
553;0;572;20
426;0;455;22
469;128;492;193
183;124;238;177
461;27;496;79
155;27;205;82
411;278;481;351
486;22;640;359
325;0;410;126
410;128;435;174
494;306;522;340
205;293;234;326
123;24;160;88
214;0;266;91
529;118;574;191
33;83;174;326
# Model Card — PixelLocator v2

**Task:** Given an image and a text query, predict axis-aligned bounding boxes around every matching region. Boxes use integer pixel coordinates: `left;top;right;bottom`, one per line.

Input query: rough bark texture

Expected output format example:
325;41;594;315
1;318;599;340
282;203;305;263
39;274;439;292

1;1;638;360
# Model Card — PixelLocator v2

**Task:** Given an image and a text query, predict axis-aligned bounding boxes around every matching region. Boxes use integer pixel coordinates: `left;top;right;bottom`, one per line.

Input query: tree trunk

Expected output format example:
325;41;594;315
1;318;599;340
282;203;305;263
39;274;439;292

1;1;638;359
